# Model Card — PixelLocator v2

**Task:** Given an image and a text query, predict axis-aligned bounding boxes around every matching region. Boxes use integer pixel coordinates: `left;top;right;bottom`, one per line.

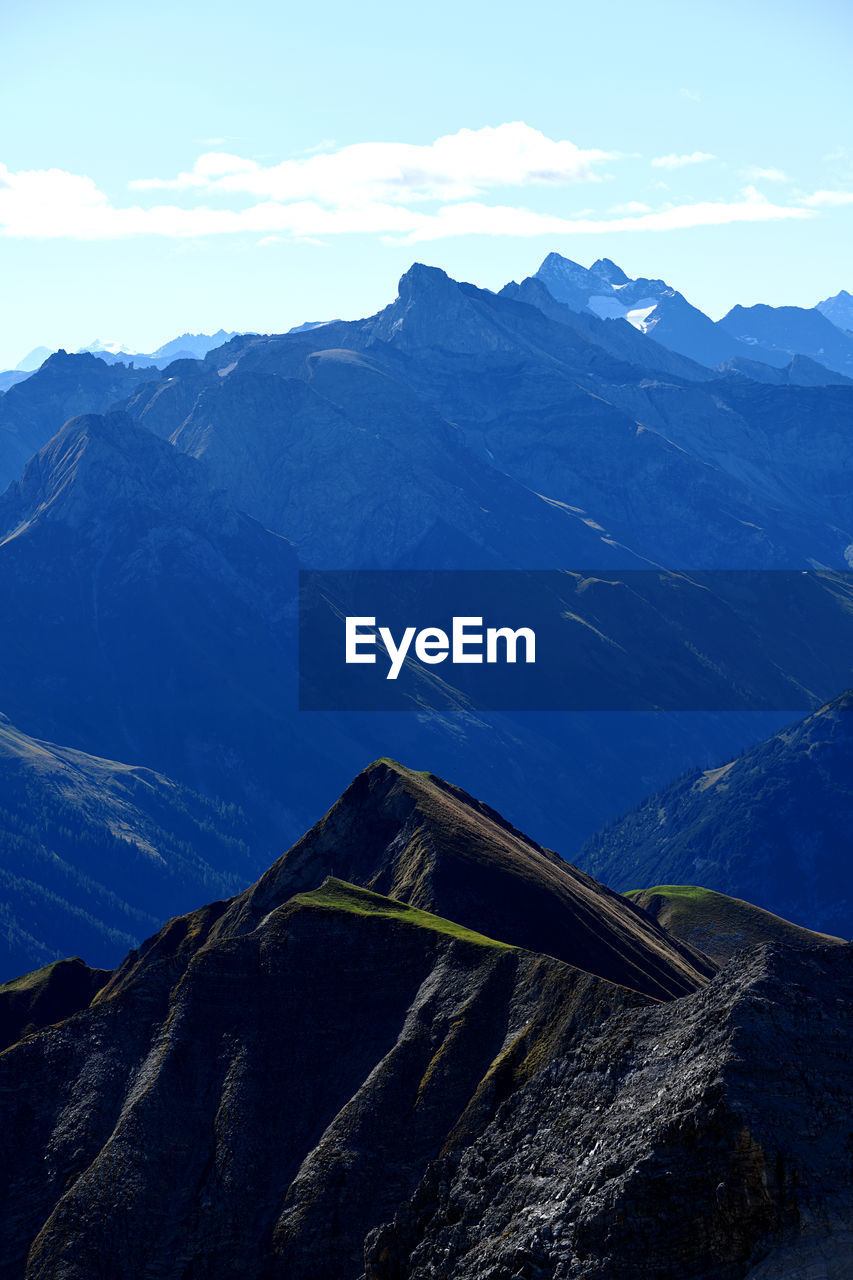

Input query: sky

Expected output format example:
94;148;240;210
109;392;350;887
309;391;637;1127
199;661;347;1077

1;0;851;368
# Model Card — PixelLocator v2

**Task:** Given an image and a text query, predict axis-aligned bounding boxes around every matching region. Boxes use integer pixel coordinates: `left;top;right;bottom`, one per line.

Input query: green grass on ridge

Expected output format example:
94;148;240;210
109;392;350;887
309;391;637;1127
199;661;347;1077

293;877;513;950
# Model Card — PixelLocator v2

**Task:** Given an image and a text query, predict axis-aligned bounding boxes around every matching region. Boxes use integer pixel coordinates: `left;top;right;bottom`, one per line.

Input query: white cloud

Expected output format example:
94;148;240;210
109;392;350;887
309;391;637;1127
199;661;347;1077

745;166;788;183
651;151;717;170
0;146;815;245
130;124;615;204
610;200;652;214
393;192;813;244
801;189;853;207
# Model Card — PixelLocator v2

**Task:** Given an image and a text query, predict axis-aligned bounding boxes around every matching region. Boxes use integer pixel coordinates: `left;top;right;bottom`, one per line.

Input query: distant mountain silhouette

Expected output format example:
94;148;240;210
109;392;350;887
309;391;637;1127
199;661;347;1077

817;288;853;333
719;302;853;377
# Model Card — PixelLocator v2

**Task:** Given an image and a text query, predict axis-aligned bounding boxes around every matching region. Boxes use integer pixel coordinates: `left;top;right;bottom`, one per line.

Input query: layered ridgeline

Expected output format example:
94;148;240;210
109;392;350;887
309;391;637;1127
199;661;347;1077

143;263;853;569
3;259;853;568
581;692;853;936
0;331;241;396
2;259;853;972
0;410;314;838
1;402;838;983
0;760;850;1280
0;712;261;977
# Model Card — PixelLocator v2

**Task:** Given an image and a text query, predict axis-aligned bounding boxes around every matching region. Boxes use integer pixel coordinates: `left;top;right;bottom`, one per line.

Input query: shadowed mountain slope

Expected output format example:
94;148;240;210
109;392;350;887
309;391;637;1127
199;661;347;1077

179;264;853;570
499;273;716;381
580;691;853;935
368;940;853;1280
148;360;638;569
0;410;319;846
626;885;847;962
719;303;853;378
0;403;801;969
717;352;853;386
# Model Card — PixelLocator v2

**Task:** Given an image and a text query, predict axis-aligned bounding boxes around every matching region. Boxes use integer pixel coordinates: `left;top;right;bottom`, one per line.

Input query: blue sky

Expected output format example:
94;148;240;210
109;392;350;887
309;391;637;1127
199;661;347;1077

1;0;851;367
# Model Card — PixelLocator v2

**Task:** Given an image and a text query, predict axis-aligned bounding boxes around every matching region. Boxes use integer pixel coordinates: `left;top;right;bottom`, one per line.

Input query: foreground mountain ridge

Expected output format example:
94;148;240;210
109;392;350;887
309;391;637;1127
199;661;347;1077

0;763;849;1279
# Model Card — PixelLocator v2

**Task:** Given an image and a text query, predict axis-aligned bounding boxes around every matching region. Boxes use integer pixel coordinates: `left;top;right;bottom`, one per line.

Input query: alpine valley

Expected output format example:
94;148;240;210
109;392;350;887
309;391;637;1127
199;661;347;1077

0;253;851;1278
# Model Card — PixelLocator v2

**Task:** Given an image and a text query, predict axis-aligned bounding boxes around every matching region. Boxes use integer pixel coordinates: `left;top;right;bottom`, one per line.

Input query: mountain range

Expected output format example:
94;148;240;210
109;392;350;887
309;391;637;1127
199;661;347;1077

0;330;242;395
1;248;853;1275
0;710;260;978
2;256;853;974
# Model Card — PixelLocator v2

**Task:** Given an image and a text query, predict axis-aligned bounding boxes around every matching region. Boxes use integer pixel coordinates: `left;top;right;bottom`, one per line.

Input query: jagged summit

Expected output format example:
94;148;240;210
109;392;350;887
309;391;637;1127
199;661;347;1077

817;288;853;332
590;256;630;285
396;261;456;297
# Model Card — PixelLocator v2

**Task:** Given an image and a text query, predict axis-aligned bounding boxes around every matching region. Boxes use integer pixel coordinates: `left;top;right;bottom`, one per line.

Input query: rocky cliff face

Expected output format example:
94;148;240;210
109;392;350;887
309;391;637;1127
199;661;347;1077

366;941;853;1280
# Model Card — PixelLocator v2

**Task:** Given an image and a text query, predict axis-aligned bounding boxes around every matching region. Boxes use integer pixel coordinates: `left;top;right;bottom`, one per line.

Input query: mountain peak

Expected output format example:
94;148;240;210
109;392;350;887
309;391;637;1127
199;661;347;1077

207;759;715;1000
396;261;457;301
590;257;630;285
536;252;595;288
366;263;503;352
0;409;233;542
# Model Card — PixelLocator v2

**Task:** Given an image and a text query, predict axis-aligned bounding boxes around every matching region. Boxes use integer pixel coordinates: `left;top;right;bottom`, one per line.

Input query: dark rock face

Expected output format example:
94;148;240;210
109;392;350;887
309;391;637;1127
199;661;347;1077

365;942;853;1280
0;877;640;1280
579;692;853;937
